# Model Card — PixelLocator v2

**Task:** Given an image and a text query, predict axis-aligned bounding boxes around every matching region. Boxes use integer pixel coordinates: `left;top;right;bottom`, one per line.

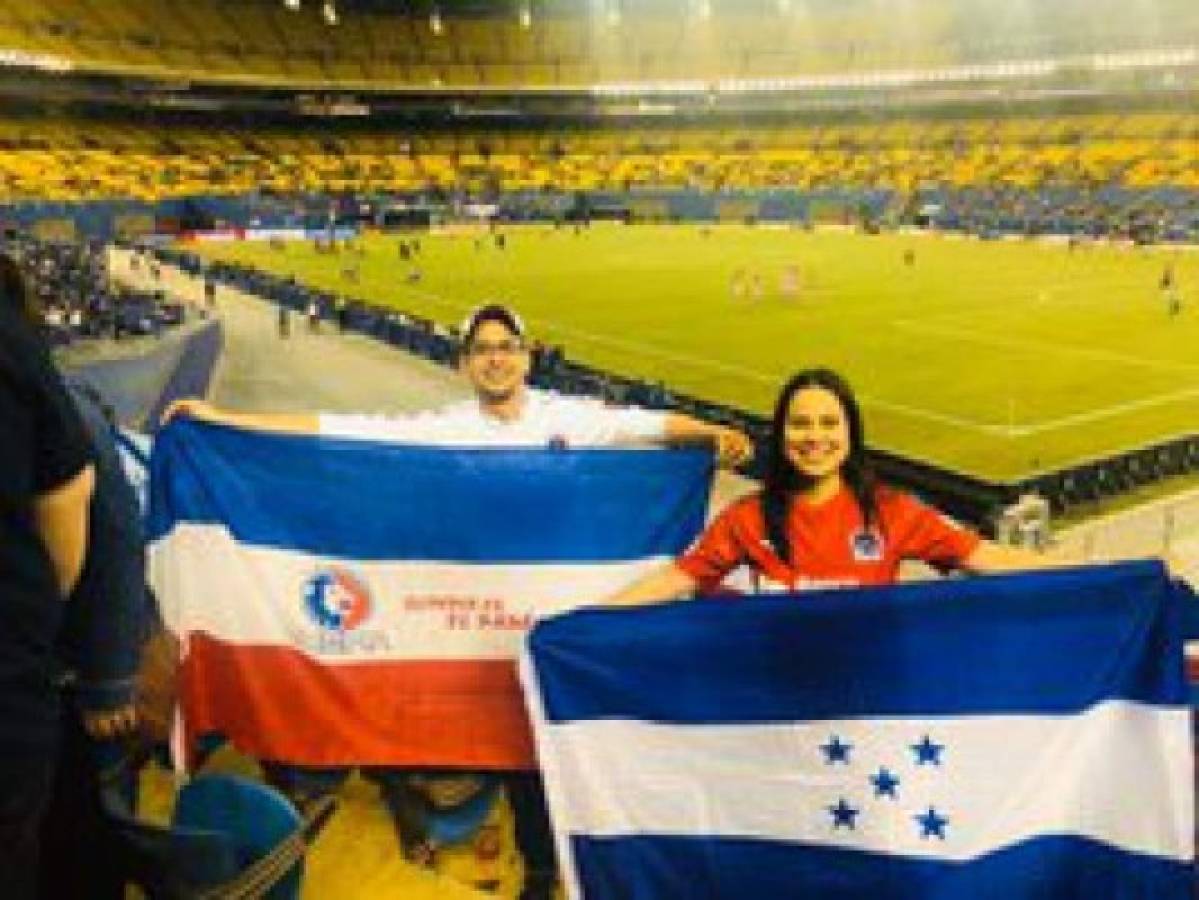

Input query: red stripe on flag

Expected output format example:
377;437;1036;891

180;632;537;769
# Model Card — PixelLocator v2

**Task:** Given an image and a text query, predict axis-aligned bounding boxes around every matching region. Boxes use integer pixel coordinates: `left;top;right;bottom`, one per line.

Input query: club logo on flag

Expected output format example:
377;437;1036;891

303;568;373;632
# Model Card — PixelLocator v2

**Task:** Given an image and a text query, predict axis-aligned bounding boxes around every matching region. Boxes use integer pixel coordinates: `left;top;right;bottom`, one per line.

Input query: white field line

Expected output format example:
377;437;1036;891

888;317;1199;435
188;237;1199;454
1007;383;1199;437
517;309;1199;440
404;286;1017;437
891;319;1199;376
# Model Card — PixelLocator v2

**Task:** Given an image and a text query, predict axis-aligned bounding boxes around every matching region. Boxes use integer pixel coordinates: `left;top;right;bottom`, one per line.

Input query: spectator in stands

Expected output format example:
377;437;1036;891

609;367;1066;605
169;301;751;457
0;253;95;900
164;303;753;900
39;378;150;900
6;237;168;347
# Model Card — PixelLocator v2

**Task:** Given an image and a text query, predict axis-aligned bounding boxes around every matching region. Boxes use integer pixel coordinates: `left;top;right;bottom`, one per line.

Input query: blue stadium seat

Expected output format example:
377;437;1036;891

172;775;307;899
100;760;336;899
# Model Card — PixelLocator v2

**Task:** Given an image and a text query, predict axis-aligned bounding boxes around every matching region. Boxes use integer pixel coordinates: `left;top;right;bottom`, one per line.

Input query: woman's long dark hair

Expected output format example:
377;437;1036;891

762;367;878;564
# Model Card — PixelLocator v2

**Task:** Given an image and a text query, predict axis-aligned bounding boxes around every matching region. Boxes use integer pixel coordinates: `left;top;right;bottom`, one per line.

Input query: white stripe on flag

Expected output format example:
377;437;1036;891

536;702;1193;863
150;523;668;661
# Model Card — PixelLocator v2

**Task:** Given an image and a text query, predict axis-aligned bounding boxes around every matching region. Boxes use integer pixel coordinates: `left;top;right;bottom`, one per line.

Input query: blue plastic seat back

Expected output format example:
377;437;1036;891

99;776;242;898
173;774;304;900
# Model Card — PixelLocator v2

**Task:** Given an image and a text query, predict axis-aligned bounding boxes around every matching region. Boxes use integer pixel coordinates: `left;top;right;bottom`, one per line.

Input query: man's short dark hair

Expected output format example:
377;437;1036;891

460;303;526;349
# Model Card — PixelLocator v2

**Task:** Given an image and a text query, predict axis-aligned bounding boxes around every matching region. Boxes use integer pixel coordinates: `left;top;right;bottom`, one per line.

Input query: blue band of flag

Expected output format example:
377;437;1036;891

570;833;1192;899
148;418;712;562
530;561;1187;719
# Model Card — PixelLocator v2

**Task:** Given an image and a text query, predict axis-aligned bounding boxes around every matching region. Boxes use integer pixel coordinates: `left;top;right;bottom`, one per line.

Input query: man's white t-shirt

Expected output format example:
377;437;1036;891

318;387;668;448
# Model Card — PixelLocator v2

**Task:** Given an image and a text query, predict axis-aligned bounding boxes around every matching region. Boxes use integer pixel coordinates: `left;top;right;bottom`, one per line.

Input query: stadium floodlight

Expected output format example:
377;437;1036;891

322;0;338;25
519;4;532;29
0;49;73;72
430;8;444;35
283;0;300;10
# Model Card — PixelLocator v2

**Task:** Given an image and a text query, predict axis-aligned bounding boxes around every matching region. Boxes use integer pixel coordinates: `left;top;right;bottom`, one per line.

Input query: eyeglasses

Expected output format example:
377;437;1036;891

467;340;526;357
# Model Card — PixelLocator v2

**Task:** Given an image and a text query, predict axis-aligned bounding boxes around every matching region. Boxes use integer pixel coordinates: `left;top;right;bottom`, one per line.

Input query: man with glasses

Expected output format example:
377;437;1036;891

174;303;753;459
167;302;752;898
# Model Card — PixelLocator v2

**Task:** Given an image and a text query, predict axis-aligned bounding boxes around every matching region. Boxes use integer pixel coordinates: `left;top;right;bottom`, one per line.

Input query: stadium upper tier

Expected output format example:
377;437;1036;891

3;0;1198;88
1;112;1197;204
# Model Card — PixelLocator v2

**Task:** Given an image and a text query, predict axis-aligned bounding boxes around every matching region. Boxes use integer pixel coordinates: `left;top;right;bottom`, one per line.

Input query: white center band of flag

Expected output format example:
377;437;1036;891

533;703;1192;861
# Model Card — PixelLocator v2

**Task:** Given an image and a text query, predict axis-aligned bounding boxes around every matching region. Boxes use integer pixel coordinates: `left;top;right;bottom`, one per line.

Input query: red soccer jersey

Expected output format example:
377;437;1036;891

677;485;981;593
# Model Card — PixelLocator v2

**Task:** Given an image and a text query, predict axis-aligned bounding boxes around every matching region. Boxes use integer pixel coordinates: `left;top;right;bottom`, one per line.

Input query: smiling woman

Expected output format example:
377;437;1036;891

608;367;1071;604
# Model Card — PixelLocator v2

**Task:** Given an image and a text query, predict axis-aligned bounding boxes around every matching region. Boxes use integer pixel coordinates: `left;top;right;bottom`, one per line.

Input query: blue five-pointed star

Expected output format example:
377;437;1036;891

915;806;949;840
821;735;853;764
870;767;900;799
911;734;944;766
829;799;860;830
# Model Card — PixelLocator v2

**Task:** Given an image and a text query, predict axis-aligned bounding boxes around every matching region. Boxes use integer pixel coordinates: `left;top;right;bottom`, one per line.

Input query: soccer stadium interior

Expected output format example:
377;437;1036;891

4;0;1199;897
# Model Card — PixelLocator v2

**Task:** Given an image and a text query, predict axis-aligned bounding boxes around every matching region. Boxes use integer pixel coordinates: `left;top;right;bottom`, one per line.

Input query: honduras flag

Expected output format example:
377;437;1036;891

147;418;711;768
522;561;1195;898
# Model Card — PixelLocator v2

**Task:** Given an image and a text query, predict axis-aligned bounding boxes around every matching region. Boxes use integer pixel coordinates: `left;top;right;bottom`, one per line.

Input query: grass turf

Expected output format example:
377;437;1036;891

190;223;1199;483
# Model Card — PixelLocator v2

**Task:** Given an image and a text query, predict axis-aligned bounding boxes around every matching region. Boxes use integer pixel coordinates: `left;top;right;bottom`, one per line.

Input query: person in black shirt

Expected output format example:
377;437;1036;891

0;252;94;899
38;378;150;900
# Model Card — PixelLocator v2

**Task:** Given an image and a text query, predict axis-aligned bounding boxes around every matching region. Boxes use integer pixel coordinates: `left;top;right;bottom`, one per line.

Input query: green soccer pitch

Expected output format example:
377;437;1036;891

190;223;1199;483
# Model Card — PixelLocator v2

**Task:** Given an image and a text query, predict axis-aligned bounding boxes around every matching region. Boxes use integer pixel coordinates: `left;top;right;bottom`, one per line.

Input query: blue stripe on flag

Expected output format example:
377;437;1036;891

530;561;1186;718
148;418;712;562
570;833;1193;899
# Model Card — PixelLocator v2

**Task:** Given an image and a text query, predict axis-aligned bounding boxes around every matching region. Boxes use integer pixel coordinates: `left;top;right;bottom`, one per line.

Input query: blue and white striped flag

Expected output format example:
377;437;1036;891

522;561;1194;899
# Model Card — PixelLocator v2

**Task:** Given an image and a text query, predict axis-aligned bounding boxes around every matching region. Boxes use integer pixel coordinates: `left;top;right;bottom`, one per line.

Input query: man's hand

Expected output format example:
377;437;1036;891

82;703;138;740
160;401;317;435
1165;550;1192;583
715;427;754;468
161;397;217;426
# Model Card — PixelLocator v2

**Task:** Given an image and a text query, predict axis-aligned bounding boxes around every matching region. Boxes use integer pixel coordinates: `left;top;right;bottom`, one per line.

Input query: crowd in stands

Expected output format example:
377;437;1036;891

5;238;187;345
919;184;1194;242
2;112;1198;208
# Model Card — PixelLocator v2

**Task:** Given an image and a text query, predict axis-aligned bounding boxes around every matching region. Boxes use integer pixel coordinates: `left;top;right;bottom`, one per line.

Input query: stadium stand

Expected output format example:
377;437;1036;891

2;111;1197;205
3;0;1198;89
